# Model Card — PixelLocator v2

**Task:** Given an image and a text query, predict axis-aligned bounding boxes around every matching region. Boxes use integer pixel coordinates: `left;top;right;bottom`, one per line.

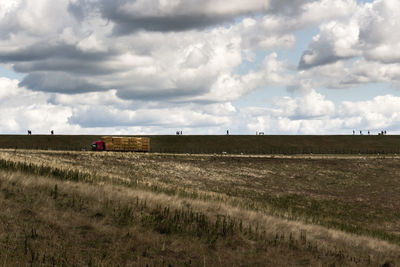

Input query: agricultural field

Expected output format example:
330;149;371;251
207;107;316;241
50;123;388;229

0;149;399;266
2;134;400;154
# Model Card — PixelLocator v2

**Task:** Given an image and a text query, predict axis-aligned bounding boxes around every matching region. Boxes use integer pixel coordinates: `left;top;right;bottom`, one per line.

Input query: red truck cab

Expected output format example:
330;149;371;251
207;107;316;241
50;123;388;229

92;141;105;151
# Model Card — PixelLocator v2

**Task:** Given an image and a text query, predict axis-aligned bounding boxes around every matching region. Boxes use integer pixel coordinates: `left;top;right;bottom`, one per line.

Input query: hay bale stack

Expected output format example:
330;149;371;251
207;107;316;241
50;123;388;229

101;136;150;152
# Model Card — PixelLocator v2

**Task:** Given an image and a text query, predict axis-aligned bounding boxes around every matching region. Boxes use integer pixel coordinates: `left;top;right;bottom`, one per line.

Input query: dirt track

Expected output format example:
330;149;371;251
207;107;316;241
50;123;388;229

150;151;400;160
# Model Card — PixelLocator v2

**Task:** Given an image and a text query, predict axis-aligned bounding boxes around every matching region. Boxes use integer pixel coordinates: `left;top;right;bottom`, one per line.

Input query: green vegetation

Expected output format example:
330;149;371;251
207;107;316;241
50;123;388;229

1;134;400;154
0;149;399;265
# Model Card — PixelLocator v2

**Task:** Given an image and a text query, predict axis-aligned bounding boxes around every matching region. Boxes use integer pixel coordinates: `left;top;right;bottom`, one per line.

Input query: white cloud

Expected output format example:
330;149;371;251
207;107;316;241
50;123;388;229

0;77;19;100
238;89;400;135
271;88;335;119
0;0;399;135
77;34;108;53
0;0;20;19
0;0;357;106
237;16;296;51
49;89;131;107
0;77;72;134
299;19;361;69
299;0;400;72
337;95;400;131
299;0;357;25
359;0;400;63
340;59;400;85
2;76;400;135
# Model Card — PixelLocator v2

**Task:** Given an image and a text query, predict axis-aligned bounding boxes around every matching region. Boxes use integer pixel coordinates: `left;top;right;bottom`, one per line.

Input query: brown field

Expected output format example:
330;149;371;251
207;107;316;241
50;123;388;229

0;149;400;266
2;134;400;155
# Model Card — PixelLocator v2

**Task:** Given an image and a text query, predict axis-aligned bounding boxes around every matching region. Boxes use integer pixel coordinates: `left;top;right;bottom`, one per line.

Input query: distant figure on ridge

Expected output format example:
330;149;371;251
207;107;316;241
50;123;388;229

28;130;31;135
227;130;229;135
51;130;54;135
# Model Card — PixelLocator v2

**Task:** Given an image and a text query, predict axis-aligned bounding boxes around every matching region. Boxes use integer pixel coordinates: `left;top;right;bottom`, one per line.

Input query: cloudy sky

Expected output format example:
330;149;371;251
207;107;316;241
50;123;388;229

0;0;399;135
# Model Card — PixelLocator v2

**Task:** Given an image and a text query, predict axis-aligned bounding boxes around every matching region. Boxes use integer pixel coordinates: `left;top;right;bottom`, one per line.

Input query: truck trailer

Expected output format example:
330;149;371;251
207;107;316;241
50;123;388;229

92;136;150;152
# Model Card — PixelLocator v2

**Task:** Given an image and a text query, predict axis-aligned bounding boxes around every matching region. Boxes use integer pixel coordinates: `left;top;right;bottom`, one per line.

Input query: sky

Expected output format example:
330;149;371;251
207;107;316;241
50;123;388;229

0;0;400;135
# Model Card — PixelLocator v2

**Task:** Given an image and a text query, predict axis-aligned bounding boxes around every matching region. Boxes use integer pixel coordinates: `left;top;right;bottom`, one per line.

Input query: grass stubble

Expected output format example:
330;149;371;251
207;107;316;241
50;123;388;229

0;149;399;266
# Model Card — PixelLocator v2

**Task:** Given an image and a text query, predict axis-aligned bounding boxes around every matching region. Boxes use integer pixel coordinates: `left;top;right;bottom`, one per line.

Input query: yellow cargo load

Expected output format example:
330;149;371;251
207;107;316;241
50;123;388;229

100;136;150;152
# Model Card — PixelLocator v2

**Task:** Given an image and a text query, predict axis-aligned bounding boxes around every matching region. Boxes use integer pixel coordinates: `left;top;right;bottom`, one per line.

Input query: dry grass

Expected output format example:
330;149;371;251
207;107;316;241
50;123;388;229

0;149;400;265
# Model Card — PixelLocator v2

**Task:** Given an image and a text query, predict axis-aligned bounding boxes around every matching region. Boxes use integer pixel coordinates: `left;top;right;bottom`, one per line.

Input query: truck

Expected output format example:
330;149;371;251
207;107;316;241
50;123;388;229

91;136;150;152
